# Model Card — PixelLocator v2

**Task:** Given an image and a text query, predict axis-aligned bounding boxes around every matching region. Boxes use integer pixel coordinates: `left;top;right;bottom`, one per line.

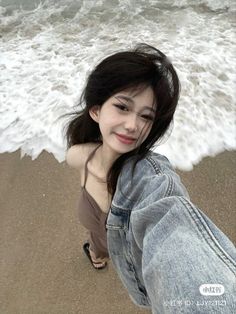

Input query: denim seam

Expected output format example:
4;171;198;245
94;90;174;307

126;228;150;305
146;155;162;175
165;173;174;197
146;155;174;198
106;205;131;231
179;197;236;275
116;180;133;206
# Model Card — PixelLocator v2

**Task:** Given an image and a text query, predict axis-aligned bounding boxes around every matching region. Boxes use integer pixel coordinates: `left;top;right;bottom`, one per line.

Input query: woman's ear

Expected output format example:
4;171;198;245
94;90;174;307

89;105;100;123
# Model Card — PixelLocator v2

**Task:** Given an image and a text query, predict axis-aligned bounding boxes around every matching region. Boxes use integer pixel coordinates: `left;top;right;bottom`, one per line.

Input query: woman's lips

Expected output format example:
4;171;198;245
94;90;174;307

115;133;137;145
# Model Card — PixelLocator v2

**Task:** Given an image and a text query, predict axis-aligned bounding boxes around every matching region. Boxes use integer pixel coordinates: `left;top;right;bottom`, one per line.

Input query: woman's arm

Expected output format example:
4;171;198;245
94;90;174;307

107;153;236;313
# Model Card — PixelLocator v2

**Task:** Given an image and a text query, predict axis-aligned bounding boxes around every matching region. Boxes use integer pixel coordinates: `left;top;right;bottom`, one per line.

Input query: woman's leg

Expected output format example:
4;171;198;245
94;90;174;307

86;231;110;269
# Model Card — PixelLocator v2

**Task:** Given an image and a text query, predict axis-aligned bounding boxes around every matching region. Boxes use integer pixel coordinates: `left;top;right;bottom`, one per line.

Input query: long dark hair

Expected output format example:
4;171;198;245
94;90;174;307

65;43;180;195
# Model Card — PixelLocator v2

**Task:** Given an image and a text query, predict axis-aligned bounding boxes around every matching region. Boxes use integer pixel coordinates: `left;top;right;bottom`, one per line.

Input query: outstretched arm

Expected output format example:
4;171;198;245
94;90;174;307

134;196;236;313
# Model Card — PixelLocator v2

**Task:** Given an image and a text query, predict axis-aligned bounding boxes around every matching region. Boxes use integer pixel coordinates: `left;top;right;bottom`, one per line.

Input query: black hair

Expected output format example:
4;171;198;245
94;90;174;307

65;43;180;195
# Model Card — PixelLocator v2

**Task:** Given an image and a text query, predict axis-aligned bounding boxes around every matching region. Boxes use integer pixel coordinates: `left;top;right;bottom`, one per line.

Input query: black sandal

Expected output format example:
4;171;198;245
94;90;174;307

83;242;107;270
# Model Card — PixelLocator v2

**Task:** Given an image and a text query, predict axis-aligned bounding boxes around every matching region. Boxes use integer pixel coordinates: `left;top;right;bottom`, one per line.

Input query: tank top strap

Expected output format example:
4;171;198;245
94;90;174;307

83;144;102;188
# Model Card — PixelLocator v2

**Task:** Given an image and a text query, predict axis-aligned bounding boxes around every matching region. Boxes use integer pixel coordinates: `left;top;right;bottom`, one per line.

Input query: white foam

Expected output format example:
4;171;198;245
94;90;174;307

0;0;235;170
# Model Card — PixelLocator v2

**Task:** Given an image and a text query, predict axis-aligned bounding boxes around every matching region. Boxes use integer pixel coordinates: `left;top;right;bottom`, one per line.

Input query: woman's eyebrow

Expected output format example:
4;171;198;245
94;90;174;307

115;95;155;112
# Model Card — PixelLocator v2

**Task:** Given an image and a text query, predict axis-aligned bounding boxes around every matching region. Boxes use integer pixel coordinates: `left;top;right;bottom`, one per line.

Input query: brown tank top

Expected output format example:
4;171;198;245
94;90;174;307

77;144;109;258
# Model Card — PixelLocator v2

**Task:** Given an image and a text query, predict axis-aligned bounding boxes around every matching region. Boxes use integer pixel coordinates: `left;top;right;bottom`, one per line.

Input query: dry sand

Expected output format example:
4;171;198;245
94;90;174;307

0;150;235;314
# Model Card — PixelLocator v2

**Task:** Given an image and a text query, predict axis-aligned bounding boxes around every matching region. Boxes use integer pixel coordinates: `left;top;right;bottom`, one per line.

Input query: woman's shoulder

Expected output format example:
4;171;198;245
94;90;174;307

66;143;99;169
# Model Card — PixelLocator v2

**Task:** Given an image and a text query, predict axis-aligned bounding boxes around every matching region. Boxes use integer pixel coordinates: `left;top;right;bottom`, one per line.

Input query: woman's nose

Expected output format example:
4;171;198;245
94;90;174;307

124;113;139;132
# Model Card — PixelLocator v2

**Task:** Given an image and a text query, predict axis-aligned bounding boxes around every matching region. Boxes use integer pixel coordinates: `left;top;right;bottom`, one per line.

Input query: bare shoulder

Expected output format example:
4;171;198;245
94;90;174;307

66;143;99;170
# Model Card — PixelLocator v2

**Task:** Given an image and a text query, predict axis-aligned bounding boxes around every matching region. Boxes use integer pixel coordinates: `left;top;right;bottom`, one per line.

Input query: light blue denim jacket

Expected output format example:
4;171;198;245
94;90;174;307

106;152;236;314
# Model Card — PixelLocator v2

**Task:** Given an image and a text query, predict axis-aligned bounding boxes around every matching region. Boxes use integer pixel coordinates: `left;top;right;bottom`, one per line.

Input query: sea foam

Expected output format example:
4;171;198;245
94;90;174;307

0;0;235;170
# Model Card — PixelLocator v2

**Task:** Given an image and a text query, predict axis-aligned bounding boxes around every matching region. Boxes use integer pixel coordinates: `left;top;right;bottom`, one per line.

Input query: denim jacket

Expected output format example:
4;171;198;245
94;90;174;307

106;152;236;314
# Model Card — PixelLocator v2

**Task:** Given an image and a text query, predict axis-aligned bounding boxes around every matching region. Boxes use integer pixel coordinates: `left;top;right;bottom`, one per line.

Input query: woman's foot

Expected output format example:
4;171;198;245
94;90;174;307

83;243;108;270
90;257;107;269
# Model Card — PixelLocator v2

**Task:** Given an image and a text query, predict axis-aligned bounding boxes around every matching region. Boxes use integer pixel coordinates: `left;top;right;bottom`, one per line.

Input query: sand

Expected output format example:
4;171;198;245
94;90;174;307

0;149;235;314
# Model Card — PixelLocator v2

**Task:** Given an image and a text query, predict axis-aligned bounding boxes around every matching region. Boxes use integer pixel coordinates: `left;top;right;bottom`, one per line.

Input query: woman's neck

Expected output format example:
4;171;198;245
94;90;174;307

94;143;121;175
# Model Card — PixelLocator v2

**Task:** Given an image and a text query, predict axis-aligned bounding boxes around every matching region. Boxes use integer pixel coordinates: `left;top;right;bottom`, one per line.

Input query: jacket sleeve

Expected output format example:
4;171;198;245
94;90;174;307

111;153;236;313
131;195;236;313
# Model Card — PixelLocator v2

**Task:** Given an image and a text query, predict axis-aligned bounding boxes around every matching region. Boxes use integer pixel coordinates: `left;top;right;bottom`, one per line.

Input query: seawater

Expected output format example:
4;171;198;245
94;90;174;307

0;0;235;170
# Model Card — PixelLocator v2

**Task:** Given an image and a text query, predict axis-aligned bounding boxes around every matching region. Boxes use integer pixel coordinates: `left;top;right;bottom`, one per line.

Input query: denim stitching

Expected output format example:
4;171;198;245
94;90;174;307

179;197;236;275
146;155;162;175
165;173;174;197
106;205;131;231
146;155;174;198
126;228;150;305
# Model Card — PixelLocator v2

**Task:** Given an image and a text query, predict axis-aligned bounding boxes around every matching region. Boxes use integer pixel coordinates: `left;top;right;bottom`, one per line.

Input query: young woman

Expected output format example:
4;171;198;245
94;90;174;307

65;44;235;313
65;43;179;269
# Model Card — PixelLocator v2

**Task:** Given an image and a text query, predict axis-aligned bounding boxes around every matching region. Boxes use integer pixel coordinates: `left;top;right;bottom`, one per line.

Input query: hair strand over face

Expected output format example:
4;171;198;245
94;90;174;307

65;43;180;195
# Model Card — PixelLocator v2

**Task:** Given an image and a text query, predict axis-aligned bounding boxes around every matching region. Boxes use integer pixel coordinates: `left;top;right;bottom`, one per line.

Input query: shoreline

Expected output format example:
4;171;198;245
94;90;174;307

177;150;235;243
0;149;235;314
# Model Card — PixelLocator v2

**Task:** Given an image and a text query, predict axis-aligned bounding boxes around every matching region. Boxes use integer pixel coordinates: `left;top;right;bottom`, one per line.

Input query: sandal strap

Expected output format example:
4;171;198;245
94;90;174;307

83;242;107;270
92;260;106;265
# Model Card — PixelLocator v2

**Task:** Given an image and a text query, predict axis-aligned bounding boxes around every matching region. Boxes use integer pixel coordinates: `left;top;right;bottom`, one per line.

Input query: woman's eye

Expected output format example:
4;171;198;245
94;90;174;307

141;114;154;121
114;104;129;111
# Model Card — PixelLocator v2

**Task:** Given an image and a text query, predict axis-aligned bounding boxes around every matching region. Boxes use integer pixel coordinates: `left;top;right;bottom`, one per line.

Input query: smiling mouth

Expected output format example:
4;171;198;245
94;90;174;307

115;133;137;144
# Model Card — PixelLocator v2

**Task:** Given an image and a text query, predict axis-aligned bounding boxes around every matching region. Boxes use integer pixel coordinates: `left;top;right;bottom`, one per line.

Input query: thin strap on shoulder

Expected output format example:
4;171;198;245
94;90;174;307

83;144;102;188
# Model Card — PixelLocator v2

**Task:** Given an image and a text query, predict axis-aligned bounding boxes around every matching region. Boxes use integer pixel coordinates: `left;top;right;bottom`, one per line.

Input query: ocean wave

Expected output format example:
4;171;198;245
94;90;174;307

0;0;235;170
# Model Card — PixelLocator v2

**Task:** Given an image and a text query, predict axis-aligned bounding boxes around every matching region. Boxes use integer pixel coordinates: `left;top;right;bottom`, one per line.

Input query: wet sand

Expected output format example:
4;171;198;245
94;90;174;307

0;150;235;314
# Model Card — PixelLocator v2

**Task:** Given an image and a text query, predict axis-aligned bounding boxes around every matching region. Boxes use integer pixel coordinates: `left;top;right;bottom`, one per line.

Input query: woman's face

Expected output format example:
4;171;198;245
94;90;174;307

89;85;156;156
